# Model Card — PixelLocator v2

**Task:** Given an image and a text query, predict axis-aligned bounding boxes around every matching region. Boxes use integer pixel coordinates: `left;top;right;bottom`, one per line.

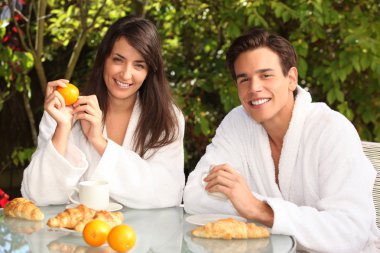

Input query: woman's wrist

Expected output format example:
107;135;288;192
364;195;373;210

52;124;71;155
90;136;107;155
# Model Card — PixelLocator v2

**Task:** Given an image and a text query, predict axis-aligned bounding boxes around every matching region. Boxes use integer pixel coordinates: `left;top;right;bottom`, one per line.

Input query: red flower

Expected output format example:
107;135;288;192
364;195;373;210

0;188;9;208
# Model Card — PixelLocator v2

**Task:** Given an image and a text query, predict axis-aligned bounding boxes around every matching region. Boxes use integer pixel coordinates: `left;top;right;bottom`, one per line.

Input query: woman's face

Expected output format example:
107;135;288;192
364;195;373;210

103;37;148;103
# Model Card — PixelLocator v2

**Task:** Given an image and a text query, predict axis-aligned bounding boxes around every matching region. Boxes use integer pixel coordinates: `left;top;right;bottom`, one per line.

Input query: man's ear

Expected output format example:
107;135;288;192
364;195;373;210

287;67;298;91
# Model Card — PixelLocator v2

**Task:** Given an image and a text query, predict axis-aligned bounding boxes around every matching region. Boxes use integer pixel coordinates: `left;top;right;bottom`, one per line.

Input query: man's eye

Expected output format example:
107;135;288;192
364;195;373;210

239;78;248;84
262;74;271;78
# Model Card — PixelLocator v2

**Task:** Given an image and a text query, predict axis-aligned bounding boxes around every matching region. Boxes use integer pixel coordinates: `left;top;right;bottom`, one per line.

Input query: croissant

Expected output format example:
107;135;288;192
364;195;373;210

4;197;44;221
192;218;270;240
74;210;124;232
47;204;96;229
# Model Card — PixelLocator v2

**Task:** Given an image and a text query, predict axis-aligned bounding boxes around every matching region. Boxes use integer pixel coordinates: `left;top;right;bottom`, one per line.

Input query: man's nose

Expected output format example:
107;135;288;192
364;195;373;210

248;78;263;92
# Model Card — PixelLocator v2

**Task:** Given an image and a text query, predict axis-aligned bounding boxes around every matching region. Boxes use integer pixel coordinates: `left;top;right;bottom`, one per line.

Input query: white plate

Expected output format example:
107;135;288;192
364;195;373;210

186;214;247;226
48;227;82;236
65;202;123;212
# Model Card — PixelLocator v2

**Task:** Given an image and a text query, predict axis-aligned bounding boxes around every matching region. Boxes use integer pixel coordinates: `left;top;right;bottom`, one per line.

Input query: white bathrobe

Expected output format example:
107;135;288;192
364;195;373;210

21;97;185;209
184;86;380;253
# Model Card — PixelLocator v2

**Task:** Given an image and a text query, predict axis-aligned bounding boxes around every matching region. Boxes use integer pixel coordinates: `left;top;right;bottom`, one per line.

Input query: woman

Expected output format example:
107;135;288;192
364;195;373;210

21;16;185;209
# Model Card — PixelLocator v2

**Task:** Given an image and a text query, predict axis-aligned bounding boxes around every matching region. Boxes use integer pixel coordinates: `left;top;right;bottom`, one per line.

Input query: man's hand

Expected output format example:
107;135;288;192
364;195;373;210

204;164;274;227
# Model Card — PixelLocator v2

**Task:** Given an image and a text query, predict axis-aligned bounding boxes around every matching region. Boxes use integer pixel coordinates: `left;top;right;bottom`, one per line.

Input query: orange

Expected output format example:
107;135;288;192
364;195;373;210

107;224;136;252
57;83;79;106
83;220;111;247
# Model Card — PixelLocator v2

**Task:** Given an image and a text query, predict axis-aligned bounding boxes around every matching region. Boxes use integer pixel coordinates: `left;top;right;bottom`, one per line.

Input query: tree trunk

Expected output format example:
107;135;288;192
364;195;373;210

22;84;37;146
33;51;48;93
35;0;48;93
65;29;89;80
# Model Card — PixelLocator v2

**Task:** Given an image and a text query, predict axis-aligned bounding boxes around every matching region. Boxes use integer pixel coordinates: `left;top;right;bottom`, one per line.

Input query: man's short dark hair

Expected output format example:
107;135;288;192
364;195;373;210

226;28;298;81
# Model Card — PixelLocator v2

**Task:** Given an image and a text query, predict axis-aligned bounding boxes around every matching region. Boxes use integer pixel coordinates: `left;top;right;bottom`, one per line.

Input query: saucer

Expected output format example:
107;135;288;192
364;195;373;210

65;202;123;211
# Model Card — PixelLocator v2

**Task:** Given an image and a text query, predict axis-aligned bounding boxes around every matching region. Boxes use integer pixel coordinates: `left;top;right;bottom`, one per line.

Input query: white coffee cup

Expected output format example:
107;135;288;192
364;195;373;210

201;165;228;200
68;180;109;210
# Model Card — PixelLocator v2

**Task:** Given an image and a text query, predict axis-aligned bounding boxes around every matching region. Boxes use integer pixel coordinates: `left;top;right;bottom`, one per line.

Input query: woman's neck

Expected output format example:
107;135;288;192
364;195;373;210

108;94;137;114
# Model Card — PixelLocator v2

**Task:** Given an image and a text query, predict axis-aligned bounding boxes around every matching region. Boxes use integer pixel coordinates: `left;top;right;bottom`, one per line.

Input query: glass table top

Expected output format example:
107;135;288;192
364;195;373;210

0;205;296;253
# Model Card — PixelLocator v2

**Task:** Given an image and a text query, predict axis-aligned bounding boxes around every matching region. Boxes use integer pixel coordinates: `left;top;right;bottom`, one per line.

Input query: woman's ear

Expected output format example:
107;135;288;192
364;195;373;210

287;67;298;91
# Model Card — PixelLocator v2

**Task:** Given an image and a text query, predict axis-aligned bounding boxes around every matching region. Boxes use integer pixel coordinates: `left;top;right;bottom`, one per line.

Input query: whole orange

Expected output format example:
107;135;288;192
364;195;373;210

83;220;111;247
107;224;136;252
57;83;79;106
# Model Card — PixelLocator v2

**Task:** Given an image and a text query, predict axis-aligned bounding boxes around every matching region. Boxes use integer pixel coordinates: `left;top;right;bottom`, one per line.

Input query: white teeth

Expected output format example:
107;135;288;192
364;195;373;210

116;80;131;88
251;98;270;106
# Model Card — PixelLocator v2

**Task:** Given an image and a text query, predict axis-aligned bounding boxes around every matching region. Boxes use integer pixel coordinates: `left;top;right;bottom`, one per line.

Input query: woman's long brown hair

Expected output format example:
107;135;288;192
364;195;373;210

82;16;179;158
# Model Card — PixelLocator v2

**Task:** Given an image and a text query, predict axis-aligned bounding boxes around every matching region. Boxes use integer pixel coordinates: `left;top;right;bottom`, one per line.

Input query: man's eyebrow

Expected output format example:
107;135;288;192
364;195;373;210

235;73;247;79
236;68;275;79
255;68;275;73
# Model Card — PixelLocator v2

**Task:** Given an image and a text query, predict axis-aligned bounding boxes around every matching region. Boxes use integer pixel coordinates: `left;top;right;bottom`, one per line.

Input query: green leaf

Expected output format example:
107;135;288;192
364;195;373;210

327;89;335;104
298;57;308;79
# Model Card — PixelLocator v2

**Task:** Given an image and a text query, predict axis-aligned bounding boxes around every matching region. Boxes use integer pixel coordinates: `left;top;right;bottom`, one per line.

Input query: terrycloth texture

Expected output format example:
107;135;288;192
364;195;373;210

184;86;380;253
22;97;185;209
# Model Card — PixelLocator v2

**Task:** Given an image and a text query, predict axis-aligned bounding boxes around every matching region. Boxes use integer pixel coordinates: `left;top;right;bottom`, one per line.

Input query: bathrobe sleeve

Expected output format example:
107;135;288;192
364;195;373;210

89;110;186;209
266;112;377;253
184;108;250;215
21;112;89;205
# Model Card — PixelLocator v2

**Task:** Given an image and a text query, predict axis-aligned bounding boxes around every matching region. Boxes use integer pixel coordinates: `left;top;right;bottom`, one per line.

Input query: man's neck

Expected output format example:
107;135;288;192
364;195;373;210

263;100;294;147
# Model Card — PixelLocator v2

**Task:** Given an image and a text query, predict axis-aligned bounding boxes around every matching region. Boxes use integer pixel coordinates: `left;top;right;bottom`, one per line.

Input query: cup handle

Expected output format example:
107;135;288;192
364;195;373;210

68;187;80;205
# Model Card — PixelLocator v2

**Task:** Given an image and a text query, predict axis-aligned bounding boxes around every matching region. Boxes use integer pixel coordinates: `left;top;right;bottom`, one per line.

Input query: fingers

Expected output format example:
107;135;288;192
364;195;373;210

73;95;102;123
73;95;99;108
44;91;65;112
205;169;239;189
45;79;69;97
205;164;240;182
204;163;244;196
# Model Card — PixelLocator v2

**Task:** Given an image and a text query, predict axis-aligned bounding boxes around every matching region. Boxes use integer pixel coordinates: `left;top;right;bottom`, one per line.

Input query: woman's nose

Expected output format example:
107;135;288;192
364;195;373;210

121;65;133;80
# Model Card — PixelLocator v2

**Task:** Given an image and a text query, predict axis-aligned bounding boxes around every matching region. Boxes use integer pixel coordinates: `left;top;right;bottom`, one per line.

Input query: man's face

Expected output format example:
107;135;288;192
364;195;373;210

234;47;297;127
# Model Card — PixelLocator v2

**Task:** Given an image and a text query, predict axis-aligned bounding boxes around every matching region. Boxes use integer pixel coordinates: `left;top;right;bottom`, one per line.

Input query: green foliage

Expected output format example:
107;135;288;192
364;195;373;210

11;147;35;167
0;21;34;110
1;0;380;178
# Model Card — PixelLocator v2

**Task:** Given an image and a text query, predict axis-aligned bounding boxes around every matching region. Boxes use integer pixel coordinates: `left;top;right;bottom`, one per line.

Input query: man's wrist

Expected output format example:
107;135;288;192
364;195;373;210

248;199;274;228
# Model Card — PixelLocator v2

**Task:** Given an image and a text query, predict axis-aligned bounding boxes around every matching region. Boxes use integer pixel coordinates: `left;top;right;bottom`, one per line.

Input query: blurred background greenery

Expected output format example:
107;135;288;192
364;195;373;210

0;0;379;198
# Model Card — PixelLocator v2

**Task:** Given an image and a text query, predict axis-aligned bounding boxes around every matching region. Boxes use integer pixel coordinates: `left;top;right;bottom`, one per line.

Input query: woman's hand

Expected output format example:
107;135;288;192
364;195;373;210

73;95;107;154
44;79;74;155
44;79;73;128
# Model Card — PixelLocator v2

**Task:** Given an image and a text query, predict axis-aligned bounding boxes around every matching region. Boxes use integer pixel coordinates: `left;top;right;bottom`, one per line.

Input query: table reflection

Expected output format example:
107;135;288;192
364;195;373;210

0;206;183;253
0;206;295;253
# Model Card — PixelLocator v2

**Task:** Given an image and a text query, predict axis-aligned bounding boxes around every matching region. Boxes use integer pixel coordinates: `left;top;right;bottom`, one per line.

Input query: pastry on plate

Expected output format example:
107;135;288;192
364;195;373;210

192;218;269;240
4;197;44;221
74;210;124;232
47;204;96;229
47;204;124;232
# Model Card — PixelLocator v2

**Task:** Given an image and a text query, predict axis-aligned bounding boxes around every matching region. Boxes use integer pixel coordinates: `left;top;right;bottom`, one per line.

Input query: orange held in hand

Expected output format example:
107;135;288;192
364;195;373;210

57;83;79;106
107;224;136;252
83;220;111;247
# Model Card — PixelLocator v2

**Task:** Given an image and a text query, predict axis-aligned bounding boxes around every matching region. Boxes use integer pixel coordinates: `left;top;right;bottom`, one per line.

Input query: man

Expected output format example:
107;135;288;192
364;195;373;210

183;28;380;252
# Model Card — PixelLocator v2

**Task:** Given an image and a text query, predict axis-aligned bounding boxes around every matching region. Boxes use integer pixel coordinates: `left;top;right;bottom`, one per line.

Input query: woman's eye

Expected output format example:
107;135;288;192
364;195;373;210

135;64;145;70
113;57;123;63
